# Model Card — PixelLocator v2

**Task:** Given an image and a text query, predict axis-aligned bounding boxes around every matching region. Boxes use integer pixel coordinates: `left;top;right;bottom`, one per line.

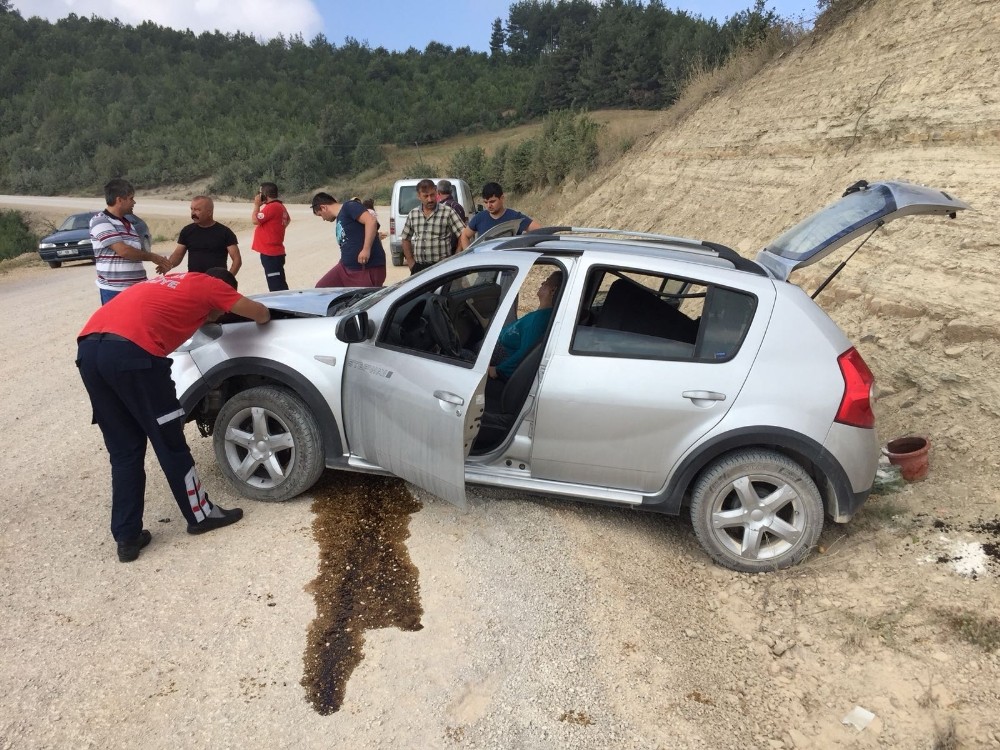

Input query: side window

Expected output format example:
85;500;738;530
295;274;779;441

571;268;756;362
379;267;516;363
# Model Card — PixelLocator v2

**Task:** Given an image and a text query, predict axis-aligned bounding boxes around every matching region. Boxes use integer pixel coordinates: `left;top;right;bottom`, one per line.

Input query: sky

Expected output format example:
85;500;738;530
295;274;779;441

17;0;819;52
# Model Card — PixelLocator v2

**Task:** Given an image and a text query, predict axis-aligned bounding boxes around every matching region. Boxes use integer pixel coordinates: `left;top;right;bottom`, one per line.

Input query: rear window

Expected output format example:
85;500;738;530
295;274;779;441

397;187;420;216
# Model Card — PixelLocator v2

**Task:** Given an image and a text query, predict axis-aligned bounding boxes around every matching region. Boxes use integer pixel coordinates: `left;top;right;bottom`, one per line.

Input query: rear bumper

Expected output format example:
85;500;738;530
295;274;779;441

389;239;403;265
823;422;879;522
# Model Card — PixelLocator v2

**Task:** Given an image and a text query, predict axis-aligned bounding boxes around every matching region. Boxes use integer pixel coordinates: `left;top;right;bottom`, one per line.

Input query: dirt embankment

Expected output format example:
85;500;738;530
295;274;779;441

552;0;1000;476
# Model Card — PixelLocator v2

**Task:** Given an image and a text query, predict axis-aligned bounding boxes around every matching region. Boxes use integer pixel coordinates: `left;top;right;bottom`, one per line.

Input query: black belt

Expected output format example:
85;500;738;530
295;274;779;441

81;332;130;343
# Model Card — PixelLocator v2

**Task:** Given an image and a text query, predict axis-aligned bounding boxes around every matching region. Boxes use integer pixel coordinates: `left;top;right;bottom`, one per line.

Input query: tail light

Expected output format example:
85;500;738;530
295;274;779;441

389;217;396;237
835;347;875;428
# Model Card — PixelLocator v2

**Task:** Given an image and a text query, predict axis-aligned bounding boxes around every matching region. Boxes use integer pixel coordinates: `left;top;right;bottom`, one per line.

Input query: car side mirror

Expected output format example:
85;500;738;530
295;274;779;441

336;311;372;343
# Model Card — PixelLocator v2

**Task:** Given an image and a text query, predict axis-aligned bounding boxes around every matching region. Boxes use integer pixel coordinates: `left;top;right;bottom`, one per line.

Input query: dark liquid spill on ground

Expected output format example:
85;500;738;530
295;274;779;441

301;473;423;715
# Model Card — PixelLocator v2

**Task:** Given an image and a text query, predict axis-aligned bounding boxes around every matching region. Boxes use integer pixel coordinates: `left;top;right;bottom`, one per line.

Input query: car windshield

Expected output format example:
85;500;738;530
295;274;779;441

765;184;895;262
59;214;92;231
339;277;405;316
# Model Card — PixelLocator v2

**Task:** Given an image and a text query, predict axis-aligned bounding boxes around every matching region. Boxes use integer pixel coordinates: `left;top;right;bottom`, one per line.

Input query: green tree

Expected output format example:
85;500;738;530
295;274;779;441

489;18;506;59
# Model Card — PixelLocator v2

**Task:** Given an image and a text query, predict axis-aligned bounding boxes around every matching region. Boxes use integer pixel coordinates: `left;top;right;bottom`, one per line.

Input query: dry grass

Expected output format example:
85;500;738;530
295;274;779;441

938;607;1000;652
666;25;804;128
932;717;959;750
814;0;877;37
324;109;666;202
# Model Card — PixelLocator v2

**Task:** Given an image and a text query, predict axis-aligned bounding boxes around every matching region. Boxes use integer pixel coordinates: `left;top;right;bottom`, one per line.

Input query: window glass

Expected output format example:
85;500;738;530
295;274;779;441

765;183;893;261
398;186;420;215
571;267;755;362
379;267;516;363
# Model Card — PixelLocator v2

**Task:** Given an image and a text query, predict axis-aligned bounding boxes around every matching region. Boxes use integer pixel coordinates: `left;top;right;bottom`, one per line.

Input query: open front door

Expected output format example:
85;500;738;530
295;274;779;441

340;259;538;507
342;344;483;508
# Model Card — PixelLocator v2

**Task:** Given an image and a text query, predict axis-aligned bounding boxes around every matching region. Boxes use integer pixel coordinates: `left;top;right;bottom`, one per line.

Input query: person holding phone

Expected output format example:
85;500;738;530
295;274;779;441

251;182;291;291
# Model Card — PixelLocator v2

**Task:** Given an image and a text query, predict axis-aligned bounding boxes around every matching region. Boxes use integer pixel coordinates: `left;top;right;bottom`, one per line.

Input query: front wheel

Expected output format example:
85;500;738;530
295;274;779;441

690;449;824;572
47;260;62;269
213;385;325;502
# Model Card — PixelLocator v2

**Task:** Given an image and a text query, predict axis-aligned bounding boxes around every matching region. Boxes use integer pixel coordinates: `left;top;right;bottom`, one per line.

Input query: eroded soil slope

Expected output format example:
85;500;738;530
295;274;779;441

540;0;1000;745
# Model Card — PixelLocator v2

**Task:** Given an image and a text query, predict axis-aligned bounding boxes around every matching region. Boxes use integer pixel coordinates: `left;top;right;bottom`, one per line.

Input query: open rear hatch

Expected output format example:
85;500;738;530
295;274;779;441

756;181;970;282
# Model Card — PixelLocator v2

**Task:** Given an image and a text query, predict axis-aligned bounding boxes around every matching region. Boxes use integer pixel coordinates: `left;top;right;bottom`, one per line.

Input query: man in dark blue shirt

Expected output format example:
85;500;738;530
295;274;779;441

459;182;541;250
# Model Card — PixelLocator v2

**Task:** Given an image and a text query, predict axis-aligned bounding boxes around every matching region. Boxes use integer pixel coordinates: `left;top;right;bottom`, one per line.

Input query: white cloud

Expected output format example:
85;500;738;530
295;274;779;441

15;0;324;40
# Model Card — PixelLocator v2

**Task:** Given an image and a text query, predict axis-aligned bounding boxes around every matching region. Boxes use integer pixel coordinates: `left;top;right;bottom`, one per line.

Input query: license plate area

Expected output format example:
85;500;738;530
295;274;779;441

56;248;79;257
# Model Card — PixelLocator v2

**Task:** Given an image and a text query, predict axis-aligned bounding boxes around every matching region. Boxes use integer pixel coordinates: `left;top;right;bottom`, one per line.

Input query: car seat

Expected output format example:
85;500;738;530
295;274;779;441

472;342;545;453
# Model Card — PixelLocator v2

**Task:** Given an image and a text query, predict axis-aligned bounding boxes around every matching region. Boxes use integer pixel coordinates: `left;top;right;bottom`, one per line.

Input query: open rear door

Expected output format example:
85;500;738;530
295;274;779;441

756;181;969;281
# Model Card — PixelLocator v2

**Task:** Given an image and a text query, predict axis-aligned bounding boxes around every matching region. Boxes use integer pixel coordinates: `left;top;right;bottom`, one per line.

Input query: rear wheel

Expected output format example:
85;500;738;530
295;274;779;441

690;449;824;572
213;385;324;502
47;260;62;269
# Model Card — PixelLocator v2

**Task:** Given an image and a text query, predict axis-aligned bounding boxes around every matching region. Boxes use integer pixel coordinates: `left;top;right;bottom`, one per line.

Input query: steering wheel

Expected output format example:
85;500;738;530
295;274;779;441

426;294;462;358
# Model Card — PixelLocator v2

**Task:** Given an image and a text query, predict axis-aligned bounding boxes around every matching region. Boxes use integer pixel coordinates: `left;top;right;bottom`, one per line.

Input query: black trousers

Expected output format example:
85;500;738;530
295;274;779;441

76;335;215;542
260;253;289;291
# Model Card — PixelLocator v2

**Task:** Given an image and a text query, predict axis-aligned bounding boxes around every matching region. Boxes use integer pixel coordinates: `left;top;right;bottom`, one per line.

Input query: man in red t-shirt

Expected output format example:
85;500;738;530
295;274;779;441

76;269;270;562
251;182;291;291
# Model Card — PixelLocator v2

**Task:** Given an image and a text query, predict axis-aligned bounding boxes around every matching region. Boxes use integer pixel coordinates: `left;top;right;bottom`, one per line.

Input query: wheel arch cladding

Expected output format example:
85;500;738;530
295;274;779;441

643;426;856;519
183;357;344;463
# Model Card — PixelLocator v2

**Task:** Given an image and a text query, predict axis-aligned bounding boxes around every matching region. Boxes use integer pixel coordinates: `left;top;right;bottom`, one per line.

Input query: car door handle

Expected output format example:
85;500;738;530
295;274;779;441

682;390;726;403
433;390;465;406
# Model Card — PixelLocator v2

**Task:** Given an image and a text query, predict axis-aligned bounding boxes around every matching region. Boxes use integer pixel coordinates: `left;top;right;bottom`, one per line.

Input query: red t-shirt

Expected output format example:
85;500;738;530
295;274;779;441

78;272;243;356
252;200;290;256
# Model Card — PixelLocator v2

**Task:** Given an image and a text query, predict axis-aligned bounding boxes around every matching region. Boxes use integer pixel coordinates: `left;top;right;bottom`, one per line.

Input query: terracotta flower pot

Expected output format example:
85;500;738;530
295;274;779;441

883;435;930;482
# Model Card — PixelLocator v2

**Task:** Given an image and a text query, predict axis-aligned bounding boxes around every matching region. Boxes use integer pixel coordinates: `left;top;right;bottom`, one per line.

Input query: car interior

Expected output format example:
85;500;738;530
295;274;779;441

571;268;756;363
379;267;516;362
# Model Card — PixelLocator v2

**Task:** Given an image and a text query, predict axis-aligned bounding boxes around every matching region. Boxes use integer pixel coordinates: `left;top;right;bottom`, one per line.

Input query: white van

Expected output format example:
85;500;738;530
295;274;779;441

389;177;478;266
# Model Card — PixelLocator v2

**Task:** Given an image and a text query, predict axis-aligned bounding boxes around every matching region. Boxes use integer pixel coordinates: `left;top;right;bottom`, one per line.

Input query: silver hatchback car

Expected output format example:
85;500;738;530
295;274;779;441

171;181;968;572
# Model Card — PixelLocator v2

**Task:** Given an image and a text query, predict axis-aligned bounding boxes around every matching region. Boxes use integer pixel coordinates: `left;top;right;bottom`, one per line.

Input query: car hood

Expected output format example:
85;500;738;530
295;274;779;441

41;227;90;244
250;286;379;317
756;180;970;281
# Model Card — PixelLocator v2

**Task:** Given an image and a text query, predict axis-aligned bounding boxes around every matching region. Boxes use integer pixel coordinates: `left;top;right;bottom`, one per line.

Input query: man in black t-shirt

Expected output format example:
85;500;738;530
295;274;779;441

167;196;242;275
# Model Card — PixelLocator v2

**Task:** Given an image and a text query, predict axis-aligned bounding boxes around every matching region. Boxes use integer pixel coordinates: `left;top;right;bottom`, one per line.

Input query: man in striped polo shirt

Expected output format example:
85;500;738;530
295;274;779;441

90;178;171;305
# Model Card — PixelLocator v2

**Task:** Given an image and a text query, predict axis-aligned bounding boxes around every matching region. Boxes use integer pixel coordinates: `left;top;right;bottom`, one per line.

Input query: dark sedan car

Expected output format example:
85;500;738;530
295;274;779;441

38;212;151;268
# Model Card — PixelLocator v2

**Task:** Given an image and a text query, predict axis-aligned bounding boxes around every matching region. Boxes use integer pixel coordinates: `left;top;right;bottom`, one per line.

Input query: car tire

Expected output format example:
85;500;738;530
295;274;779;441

213;385;325;503
47;260;62;269
689;449;824;572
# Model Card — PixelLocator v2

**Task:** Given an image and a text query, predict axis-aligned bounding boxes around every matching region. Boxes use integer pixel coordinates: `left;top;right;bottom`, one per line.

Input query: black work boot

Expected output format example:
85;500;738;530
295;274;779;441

117;530;152;562
187;506;243;535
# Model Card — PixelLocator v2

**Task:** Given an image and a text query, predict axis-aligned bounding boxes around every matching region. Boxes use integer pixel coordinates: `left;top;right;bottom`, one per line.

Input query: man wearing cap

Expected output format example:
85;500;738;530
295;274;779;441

76;269;271;562
436;180;467;223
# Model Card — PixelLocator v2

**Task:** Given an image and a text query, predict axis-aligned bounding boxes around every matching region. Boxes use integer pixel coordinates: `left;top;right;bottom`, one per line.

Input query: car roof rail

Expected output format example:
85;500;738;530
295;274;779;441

493;227;767;275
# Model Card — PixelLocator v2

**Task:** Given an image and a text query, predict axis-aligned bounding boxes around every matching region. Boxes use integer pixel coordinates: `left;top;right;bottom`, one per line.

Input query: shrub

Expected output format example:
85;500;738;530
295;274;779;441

449;146;489;192
0;210;39;262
